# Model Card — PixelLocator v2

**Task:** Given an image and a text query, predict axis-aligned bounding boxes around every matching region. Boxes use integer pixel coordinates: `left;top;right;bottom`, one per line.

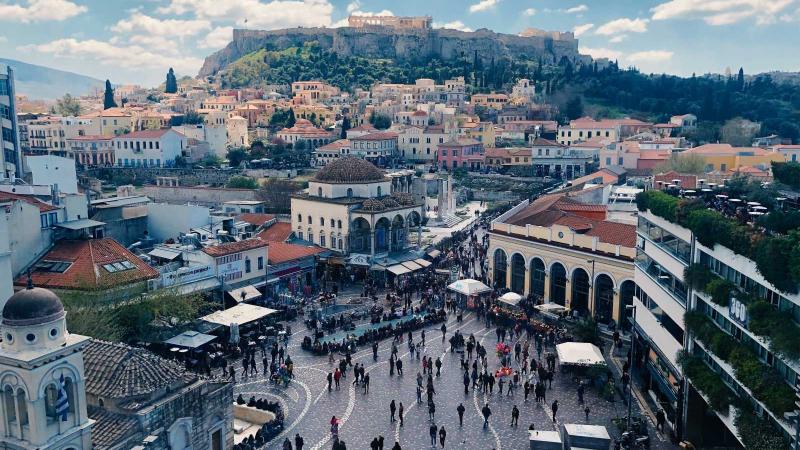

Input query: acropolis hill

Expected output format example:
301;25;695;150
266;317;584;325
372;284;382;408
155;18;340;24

198;16;584;78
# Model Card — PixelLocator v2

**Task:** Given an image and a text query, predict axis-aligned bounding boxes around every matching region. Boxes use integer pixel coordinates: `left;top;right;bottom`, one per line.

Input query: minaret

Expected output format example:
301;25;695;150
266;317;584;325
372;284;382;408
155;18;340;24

0;281;93;448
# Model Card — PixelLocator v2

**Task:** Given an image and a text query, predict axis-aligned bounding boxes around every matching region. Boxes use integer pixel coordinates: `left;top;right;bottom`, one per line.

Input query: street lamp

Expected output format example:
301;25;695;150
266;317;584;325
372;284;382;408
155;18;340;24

587;259;596;318
625;304;637;432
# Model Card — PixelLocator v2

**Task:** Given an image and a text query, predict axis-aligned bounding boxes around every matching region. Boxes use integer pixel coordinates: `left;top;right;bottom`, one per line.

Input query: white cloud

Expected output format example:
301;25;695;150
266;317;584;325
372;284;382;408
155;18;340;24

112;12;211;38
627;50;674;63
433;21;473;32
469;0;499;13
572;23;594;36
651;0;795;26
595;17;649;35
523;8;536;16
565;4;588;14
20;38;203;75
346;1;360;13
157;0;335;29
0;0;87;23
198;26;234;49
332;9;394;27
579;46;622;61
609;34;627;43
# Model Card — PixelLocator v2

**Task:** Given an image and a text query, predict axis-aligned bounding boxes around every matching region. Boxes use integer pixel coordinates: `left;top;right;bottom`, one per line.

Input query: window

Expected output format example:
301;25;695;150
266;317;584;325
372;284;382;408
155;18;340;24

377;187;382;196
337;220;342;228
318;187;322;196
298;232;303;240
347;188;353;198
257;256;264;271
320;217;325;226
307;215;312;224
245;258;251;273
320;235;326;247
297;213;302;222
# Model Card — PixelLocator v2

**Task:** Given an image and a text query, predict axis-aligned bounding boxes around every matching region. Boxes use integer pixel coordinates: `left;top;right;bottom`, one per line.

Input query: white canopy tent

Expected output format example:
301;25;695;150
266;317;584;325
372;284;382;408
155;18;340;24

556;342;607;367
498;291;523;307
200;303;278;327
536;303;567;314
447;279;491;296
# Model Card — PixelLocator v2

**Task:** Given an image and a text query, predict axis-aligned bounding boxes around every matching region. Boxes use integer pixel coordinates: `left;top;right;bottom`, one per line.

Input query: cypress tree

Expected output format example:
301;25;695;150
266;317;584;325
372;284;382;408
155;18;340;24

165;68;178;93
103;80;117;110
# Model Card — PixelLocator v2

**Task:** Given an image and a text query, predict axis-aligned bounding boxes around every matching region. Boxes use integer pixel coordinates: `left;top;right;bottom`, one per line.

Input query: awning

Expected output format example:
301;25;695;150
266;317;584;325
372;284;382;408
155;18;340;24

414;258;432;268
447;279;491;296
347;254;371;267
200;303;278;327
401;261;423;271
536;303;567;314
164;330;216;349
556;342;606;367
270;266;303;278
55;218;105;230
227;285;261;303
427;249;442;258
498;291;523;307
149;247;182;261
387;264;412;276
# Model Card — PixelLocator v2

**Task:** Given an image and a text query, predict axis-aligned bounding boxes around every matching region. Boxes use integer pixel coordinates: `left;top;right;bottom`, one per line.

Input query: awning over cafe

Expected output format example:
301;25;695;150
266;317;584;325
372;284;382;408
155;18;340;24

401;261;423;271
387;264;412;276
414;258;432;268
227;285;261;303
200;304;278;327
427;249;442;258
164;330;216;349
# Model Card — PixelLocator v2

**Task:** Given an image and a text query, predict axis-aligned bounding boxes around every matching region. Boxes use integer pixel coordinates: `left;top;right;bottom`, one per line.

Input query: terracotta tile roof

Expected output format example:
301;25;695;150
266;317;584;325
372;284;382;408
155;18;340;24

237;213;275;227
267;241;325;265
685;143;772;156
88;406;140;450
317;139;350;151
0;191;61;212
257;222;293;243
585;221;637;247
530;137;565;147
350;132;398;141
17;238;158;290
349;123;377;132
201;238;267;257
83;339;195;400
412;110;428;116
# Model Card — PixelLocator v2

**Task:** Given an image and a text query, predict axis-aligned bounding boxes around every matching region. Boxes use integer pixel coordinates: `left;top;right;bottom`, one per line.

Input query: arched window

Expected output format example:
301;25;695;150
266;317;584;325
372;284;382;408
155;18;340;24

307;215;312;224
45;384;58;422
377;186;382;196
297;213;301;222
337;220;342;228
3;386;16;430
330;218;335;227
317;187;322;197
320;217;325;226
17;389;28;428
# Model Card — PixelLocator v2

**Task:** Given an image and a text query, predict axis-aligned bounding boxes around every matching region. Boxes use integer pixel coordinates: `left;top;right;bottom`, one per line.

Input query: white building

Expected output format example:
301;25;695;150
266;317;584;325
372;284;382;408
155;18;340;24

25;155;79;194
113;129;187;168
0;64;22;178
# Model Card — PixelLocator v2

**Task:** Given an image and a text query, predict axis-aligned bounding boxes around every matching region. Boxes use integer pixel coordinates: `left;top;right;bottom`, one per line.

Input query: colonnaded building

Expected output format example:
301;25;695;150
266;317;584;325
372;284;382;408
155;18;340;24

291;157;424;261
488;191;637;326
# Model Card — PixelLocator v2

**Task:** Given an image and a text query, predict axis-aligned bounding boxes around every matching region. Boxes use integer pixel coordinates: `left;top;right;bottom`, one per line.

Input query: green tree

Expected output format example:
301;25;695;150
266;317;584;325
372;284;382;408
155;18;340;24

103;79;117;110
226;176;259;189
340;116;351;139
201;153;223;167
227;147;249;167
721;117;760;146
165;67;178;93
286;108;296;127
369;112;391;130
53;93;81;116
564;96;584;120
653;153;706;175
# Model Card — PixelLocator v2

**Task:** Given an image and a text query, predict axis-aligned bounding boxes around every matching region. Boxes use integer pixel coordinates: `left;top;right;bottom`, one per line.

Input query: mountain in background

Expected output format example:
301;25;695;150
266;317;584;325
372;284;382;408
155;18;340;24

0;58;104;100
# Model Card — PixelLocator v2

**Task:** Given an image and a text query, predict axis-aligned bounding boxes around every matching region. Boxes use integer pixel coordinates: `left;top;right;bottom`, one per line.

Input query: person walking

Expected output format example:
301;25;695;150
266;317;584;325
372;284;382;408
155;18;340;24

441;323;447;342
334;368;341;390
656;408;666;432
498;377;505;395
399;402;405;427
435;357;442;377
396;358;403;376
390;400;396;423
363;373;370;394
370;438;379;450
282;437;293;450
511;405;520;427
416;385;423;403
551;400;559;423
584;406;591;422
295;433;304;450
327;372;333;391
392;441;401;450
378;435;384;450
457;403;465;427
438;426;446;448
463;371;470;394
481;403;492;428
429;423;438;446
428;401;436;421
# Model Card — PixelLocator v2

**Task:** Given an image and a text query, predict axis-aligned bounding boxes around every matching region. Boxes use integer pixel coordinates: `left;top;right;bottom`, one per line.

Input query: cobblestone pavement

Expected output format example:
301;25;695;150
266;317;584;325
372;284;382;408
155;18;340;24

233;309;679;450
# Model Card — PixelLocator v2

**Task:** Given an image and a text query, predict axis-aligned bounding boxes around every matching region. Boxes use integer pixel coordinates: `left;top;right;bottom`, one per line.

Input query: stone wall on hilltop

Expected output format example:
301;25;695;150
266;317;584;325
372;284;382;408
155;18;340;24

198;26;584;78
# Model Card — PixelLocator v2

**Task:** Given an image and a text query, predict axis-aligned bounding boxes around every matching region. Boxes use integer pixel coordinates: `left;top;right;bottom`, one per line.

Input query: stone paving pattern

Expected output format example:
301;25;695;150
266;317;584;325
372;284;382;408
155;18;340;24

232;309;678;450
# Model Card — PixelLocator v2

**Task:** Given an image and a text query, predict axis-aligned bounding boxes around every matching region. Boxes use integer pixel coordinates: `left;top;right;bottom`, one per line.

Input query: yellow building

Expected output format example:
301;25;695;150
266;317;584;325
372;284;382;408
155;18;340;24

471;93;509;110
81;108;133;136
488;193;637;325
459;119;495;145
293;105;336;127
484;147;532;168
291;81;340;104
683;143;784;172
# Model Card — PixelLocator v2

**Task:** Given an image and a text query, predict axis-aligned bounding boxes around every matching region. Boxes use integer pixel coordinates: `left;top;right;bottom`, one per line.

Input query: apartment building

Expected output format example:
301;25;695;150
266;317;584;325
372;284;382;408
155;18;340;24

113;129;187;168
397;124;452;164
0;64;21;178
26;116;94;157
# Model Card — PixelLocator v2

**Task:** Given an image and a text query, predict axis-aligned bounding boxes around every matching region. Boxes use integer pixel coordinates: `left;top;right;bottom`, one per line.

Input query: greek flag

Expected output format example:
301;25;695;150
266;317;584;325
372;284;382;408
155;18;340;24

56;374;70;421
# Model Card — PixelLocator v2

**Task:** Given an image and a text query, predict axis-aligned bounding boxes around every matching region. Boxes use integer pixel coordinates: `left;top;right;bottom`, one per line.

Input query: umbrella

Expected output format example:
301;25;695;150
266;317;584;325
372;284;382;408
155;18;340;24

447;279;491;296
498;291;523;306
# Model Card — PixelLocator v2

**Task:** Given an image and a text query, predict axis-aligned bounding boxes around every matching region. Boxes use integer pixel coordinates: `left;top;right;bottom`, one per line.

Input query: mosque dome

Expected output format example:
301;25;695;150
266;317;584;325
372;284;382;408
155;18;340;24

2;286;65;327
314;157;386;184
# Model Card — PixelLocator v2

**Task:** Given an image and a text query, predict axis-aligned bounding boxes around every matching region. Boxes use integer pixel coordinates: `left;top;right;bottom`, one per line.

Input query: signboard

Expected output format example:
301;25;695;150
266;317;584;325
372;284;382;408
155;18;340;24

729;296;748;327
162;265;213;287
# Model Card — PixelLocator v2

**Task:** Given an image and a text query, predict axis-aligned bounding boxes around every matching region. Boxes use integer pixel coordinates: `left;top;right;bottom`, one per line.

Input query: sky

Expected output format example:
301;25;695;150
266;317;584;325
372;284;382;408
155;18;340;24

0;0;799;87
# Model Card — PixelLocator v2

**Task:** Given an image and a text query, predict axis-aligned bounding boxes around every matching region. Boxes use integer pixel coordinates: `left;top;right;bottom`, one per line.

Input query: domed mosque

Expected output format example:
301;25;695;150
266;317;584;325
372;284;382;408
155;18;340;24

291;157;424;264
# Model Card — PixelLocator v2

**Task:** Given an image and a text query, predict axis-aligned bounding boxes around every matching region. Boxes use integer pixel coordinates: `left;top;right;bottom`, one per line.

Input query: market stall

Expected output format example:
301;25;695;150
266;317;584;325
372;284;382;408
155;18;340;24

493;291;527;325
556;342;606;367
535;302;568;321
447;278;491;309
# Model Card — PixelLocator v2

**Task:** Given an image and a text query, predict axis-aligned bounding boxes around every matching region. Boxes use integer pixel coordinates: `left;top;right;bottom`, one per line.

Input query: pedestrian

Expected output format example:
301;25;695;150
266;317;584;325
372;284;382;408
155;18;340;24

584;406;591;422
429;423;438;446
391;441;401;450
524;380;531;401
334;368;341;390
498;377;505;395
378;435;384;450
428;401;436;420
511;405;519;427
435;357;442;377
577;381;585;404
295;433;304;450
481;403;492;428
283;437;293;450
463;371;470;394
656;408;666;432
399;402;404;427
370;438;379;450
416;385;423;403
551;400;559;423
441;323;447;342
229;366;236;383
438;426;446;448
396;358;403;376
364;373;370;394
457;403;465;427
390;400;396;423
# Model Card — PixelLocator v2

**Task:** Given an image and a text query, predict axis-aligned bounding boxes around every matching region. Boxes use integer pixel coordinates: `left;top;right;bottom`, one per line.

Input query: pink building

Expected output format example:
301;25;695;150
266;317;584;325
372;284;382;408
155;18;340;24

438;138;484;171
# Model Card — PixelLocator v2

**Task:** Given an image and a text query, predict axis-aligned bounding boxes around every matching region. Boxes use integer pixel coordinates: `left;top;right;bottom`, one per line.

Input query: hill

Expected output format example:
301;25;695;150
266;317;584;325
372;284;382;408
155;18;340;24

199;26;585;78
0;58;104;100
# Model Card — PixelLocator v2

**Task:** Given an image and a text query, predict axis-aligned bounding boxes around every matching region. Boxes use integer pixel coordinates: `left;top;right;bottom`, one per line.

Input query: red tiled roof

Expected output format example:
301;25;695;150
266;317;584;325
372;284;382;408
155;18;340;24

412;110;428;116
16;238;159;290
350;132;398;141
202;238;267;257
267;241;325;265
316;139;350;151
530;137;564;147
237;213;275;227
349;124;377;132
257;222;293;242
0;191;61;212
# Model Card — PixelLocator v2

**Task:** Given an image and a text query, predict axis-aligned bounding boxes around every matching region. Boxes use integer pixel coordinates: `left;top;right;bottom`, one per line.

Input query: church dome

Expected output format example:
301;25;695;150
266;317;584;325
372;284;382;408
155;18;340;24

314;157;386;184
2;286;65;327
